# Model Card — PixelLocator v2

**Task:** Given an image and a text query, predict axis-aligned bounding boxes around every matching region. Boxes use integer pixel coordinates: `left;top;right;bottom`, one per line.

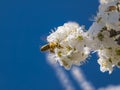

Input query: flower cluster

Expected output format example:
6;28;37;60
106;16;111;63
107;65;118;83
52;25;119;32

87;0;120;73
47;22;91;69
41;0;120;74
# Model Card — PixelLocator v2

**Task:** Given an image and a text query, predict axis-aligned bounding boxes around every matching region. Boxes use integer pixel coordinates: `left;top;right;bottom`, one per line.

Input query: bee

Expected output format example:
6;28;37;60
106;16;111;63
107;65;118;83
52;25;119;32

40;42;62;53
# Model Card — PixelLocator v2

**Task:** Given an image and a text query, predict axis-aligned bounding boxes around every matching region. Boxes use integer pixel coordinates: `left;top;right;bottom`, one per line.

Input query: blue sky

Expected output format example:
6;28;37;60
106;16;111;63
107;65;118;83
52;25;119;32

0;0;120;90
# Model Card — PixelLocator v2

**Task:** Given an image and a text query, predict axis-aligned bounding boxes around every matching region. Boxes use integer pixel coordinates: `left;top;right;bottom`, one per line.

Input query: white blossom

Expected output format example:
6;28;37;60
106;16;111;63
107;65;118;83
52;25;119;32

47;22;91;69
88;0;120;73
